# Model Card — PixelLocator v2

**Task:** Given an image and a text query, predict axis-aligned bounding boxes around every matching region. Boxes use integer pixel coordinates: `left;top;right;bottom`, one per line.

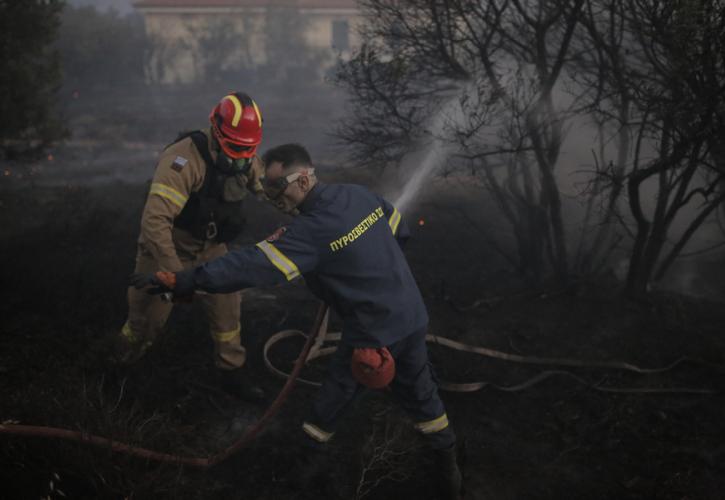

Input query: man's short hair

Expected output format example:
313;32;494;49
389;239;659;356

262;144;312;171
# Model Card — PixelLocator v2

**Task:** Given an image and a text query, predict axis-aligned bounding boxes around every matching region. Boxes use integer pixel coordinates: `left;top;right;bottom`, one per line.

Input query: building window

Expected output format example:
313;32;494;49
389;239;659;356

331;19;349;51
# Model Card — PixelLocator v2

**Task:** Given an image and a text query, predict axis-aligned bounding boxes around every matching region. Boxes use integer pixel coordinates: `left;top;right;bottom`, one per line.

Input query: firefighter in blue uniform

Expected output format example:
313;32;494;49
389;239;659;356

131;144;462;499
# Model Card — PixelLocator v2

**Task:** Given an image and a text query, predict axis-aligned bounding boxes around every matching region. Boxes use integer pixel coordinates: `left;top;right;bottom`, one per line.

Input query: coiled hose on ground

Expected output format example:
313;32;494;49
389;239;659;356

1;301;720;467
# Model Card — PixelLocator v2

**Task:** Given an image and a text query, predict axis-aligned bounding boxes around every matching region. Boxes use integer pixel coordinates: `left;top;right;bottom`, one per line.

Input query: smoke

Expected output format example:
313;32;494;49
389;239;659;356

65;0;134;15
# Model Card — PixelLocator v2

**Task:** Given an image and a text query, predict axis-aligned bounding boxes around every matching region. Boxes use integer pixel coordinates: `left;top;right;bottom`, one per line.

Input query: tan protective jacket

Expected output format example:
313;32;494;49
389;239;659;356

137;128;265;272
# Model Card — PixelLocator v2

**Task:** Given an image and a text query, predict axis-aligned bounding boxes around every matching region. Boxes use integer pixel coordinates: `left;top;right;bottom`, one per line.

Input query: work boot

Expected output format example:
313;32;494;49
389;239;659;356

434;444;463;500
217;367;267;403
91;330;151;368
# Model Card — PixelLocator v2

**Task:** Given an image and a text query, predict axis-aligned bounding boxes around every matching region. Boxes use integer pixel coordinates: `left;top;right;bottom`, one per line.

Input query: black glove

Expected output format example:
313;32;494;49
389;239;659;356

128;273;172;295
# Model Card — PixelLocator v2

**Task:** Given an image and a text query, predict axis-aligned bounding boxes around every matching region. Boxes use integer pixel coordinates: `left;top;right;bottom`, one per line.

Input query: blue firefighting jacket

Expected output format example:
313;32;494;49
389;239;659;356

186;182;429;347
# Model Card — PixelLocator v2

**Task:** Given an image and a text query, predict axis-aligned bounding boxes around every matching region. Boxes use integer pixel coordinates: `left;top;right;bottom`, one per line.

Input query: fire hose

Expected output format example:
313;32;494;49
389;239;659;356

0;304;329;468
1;301;719;467
264;313;719;395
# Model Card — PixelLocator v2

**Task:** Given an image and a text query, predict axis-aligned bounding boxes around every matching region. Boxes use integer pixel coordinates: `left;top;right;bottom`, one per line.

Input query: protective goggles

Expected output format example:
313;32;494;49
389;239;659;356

262;168;315;199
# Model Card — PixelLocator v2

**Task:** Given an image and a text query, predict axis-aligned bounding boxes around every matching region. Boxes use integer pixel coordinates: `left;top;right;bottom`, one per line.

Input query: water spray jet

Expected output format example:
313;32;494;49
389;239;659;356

392;85;470;214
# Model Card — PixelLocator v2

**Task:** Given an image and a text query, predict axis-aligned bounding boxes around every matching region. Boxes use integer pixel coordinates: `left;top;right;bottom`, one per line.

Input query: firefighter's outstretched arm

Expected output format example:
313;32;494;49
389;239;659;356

188;245;291;293
132;247;288;298
134;224;320;298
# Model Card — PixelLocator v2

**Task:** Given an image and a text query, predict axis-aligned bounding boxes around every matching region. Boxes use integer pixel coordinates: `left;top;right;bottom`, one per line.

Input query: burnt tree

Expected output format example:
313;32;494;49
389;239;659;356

575;0;725;296
334;0;586;286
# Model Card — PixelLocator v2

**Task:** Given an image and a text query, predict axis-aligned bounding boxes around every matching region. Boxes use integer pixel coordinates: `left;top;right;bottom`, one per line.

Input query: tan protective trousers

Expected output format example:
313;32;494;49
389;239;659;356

119;231;246;370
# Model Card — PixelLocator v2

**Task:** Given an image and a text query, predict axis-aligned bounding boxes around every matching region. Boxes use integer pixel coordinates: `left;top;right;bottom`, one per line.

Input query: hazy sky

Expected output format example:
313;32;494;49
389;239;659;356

67;0;134;15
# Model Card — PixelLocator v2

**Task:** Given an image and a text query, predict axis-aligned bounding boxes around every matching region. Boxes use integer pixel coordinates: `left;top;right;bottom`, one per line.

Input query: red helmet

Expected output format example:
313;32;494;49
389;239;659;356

209;92;263;159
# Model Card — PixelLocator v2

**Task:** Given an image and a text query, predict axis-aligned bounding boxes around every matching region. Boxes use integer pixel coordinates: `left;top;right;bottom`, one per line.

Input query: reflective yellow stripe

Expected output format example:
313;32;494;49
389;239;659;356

388;208;401;235
224;94;243;127
252;100;262;126
121;322;137;343
213;325;240;343
256;241;301;281
302;422;334;443
150;183;188;208
120;322;153;360
415;413;449;434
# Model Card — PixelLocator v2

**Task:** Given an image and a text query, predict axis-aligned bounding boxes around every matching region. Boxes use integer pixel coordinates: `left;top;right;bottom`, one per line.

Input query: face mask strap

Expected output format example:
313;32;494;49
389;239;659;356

263;168;315;199
284;168;315;185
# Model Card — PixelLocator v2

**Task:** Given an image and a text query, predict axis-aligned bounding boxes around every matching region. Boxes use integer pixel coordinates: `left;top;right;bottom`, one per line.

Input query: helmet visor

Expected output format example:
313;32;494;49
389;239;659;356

219;136;257;159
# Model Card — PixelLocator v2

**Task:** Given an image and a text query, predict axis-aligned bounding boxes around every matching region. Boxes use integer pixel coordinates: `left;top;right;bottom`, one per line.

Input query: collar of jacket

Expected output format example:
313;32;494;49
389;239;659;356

203;127;221;162
298;182;325;213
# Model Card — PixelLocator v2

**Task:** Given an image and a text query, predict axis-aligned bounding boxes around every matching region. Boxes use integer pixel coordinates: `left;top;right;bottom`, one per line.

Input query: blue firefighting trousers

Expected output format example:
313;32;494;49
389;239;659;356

301;327;456;450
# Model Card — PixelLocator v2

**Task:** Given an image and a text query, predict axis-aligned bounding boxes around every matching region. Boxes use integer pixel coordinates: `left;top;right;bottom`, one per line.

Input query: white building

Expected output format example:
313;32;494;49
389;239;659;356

134;0;362;84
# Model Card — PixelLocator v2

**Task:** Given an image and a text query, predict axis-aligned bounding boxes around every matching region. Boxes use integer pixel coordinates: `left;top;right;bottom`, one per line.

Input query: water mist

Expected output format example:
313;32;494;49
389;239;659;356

393;89;467;214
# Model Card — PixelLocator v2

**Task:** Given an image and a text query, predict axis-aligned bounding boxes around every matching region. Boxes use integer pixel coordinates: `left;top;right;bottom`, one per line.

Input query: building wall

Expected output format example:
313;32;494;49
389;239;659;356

138;6;361;84
303;11;356;51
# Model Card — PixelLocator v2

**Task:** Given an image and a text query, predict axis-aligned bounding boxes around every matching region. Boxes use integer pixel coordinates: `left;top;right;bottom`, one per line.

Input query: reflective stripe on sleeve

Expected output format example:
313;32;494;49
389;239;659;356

256;240;301;281
149;183;188;208
213;325;241;343
302;422;334;443
388;208;402;235
414;413;449;434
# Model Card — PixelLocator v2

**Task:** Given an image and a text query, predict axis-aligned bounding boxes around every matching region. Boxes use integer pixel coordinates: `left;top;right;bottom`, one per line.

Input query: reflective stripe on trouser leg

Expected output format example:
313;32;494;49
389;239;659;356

388;328;456;449
415;413;450;434
198;279;243;369
212;324;246;370
120;321;153;351
415;412;456;450
122;254;174;361
418;419;456;450
121;321;139;343
302;422;335;443
195;243;244;369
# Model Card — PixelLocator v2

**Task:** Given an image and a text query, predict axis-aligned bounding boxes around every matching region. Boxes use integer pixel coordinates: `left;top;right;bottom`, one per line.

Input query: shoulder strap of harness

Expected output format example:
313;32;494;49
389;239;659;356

186;131;215;173
165;130;218;195
168;130;224;240
166;130;214;171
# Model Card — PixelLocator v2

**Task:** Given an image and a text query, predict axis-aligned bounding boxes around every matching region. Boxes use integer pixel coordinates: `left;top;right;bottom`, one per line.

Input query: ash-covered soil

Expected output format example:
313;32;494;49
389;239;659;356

1;173;724;500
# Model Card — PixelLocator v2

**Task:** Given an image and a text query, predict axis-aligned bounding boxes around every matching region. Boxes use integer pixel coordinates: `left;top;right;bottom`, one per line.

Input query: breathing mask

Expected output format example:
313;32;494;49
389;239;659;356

215;152;252;175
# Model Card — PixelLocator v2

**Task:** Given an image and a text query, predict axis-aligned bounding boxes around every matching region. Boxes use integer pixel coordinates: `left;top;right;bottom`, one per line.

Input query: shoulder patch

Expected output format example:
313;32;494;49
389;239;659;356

266;226;287;243
171;156;188;172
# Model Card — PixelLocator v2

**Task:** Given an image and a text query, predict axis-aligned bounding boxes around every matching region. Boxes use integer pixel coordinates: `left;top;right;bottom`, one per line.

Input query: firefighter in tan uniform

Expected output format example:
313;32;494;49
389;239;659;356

115;92;266;401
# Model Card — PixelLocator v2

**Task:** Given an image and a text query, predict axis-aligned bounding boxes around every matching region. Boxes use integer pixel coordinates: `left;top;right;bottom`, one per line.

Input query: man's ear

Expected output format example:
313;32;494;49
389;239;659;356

299;172;311;192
